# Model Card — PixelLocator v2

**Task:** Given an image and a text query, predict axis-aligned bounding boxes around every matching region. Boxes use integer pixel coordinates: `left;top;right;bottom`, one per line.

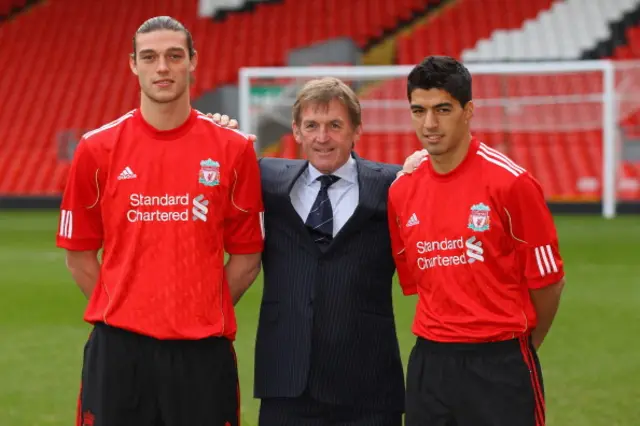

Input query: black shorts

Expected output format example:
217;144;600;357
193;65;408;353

405;336;545;426
76;322;240;426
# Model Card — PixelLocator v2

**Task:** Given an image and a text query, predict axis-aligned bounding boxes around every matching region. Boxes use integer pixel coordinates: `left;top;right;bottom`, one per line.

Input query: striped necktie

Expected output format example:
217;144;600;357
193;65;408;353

305;175;340;246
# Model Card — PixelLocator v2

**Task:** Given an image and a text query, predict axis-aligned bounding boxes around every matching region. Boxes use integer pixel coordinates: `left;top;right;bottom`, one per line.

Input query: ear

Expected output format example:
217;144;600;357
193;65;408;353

464;100;474;122
353;124;363;144
190;50;198;72
129;54;138;76
292;121;302;144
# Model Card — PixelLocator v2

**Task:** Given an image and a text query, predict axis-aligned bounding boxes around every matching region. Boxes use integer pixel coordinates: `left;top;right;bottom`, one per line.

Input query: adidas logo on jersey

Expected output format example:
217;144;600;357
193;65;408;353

406;213;420;227
117;166;137;180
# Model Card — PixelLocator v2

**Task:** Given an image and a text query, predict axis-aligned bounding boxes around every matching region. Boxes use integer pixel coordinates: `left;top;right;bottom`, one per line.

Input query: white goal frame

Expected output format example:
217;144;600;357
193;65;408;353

239;60;618;218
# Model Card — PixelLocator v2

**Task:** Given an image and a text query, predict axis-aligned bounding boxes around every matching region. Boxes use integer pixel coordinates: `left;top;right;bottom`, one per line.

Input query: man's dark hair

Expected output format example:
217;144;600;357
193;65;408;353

132;16;195;60
407;56;472;107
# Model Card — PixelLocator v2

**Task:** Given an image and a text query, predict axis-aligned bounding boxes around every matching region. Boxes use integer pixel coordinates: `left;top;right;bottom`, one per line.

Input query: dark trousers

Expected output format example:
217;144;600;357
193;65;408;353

259;389;403;426
76;322;240;426
405;336;545;426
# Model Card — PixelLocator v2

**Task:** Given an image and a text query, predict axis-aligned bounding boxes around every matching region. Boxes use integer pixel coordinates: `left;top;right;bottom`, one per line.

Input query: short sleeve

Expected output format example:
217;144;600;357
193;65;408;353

56;139;104;251
224;140;265;254
388;191;417;295
505;173;565;289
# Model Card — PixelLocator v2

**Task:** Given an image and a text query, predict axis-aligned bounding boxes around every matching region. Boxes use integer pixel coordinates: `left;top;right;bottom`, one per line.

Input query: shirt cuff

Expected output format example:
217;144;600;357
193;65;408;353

527;272;565;290
225;240;264;255
56;237;102;251
401;284;418;296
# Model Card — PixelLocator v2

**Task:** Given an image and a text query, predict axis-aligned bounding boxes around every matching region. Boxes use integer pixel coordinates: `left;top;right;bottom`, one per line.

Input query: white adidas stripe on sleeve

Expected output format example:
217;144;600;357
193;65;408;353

534;244;559;276
59;209;73;239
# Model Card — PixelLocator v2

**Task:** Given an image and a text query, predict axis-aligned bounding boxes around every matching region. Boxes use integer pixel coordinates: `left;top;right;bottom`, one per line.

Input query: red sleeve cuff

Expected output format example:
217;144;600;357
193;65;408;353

225;240;264;255
396;263;417;295
56;238;102;251
527;272;565;290
401;284;418;296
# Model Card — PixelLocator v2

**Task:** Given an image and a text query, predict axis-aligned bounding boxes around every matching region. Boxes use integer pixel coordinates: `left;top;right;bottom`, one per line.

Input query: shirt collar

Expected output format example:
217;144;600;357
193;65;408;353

306;155;358;186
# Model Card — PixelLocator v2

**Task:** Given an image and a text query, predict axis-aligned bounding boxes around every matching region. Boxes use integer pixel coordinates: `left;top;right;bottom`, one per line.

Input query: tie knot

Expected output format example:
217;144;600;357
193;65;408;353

317;175;340;190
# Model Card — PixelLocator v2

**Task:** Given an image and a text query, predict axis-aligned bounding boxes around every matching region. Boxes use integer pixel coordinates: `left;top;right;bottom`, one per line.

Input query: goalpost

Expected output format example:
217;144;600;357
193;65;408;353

238;60;640;219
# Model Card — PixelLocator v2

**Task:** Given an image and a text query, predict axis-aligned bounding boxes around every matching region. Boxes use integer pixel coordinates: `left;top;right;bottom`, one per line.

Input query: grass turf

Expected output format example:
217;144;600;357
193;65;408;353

0;210;638;425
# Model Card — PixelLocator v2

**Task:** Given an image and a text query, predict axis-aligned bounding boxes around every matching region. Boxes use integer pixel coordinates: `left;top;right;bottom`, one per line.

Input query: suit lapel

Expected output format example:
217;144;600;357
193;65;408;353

329;154;385;251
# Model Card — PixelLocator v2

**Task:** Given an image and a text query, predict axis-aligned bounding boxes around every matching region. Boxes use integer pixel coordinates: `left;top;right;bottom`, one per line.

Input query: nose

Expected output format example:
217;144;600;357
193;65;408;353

156;56;169;73
422;110;438;131
315;126;330;142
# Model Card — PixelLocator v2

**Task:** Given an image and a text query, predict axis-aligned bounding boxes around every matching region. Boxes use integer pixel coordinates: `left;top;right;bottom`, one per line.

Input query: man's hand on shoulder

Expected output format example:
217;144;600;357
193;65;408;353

206;113;257;143
396;149;428;179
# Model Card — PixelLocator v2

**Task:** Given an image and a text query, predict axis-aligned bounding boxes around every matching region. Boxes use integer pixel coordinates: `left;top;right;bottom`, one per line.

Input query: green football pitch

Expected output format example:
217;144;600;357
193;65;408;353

1;210;639;425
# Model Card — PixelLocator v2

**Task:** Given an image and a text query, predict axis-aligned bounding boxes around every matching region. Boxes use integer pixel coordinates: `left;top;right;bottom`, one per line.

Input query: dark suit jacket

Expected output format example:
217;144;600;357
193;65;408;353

254;153;405;412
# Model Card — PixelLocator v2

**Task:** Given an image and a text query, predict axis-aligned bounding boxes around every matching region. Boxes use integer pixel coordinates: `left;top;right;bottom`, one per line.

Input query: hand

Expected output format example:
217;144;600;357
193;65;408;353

206;113;257;143
397;149;428;178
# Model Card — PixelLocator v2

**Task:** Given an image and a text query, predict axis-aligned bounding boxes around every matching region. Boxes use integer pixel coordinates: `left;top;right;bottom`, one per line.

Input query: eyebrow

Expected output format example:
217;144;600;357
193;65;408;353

302;118;344;124
410;102;453;109
138;47;186;56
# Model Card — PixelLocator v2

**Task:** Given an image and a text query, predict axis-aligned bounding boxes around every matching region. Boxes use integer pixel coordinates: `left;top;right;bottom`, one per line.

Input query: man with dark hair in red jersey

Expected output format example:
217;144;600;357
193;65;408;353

389;55;566;426
56;16;263;426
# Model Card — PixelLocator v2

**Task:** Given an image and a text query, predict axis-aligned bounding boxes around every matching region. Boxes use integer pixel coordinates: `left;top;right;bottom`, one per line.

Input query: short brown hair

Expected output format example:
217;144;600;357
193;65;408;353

132;16;195;61
292;77;362;128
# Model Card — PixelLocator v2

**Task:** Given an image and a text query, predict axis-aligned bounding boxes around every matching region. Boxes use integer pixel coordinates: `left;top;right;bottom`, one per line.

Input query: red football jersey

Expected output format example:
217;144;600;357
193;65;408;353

388;137;565;343
56;108;264;340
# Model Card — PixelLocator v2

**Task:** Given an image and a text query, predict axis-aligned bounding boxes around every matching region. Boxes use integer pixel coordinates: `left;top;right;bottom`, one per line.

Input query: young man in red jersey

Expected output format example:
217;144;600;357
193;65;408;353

388;56;566;426
56;16;263;426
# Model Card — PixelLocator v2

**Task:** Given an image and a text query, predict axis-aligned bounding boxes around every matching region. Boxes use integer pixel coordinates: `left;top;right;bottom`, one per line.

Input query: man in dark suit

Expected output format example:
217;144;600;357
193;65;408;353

254;77;405;426
209;77;407;425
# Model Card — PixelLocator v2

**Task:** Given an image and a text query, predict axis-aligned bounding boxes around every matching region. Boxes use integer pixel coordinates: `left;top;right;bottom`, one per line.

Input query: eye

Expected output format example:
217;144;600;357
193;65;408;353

331;122;341;129
305;122;316;129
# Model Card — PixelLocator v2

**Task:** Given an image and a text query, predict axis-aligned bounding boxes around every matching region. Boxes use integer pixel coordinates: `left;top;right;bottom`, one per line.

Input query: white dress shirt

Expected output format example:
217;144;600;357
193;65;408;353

290;157;359;237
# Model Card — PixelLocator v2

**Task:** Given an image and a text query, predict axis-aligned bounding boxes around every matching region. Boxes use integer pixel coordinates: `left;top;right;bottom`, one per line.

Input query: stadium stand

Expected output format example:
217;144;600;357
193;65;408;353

461;0;638;61
454;0;640;201
199;0;272;18
0;0;638;202
397;0;556;62
363;0;640;201
0;0;431;195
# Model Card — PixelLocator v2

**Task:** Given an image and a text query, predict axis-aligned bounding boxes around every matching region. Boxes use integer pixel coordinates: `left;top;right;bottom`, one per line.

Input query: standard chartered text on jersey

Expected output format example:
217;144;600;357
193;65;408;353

129;192;190;206
126;192;210;222
415;235;484;270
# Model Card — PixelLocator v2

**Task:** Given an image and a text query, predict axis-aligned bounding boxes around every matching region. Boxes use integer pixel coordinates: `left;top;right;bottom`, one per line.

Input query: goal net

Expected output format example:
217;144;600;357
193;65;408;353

238;60;640;218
